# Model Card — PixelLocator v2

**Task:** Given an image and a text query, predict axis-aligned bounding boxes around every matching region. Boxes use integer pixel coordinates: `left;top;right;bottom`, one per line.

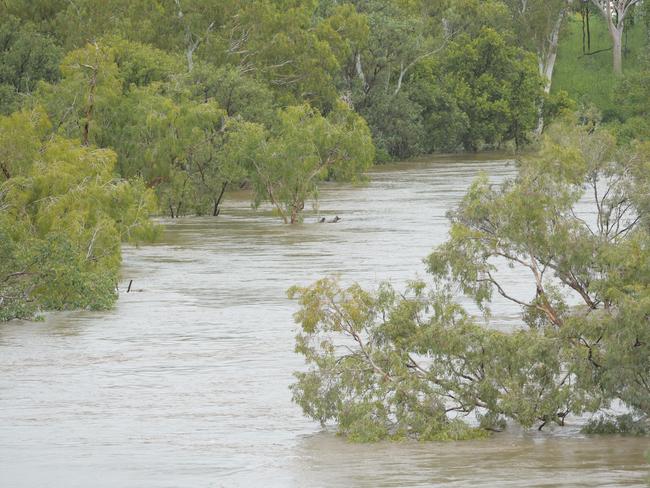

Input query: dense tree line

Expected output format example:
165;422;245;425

0;0;647;338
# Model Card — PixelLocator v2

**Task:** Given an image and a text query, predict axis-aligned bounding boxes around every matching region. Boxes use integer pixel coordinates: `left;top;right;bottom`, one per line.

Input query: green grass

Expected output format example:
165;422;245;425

552;12;646;120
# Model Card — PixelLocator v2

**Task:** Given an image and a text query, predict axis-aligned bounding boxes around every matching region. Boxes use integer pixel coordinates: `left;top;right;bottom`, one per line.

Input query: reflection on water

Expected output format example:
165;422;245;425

0;155;648;487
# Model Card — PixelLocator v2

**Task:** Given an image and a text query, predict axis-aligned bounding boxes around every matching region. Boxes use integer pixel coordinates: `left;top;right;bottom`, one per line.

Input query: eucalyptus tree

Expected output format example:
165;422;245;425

336;0;445;157
0;15;62;114
172;101;256;217
0;107;156;321
215;0;363;109
184;63;274;123
431;27;544;150
38;41;122;146
503;0;576;135
289;119;650;439
590;0;642;75
246;103;374;224
504;0;571;93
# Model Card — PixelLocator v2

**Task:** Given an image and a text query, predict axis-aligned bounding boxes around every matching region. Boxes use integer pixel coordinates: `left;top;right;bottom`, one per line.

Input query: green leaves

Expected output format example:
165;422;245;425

435;28;544;150
0;15;62;114
0;109;157;321
0;107;51;181
246;103;374;223
290;119;650;440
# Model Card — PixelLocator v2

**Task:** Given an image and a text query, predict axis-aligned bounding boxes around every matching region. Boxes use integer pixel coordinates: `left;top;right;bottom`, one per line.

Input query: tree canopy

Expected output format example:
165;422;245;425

0;107;156;320
0;0;647;360
289;119;650;440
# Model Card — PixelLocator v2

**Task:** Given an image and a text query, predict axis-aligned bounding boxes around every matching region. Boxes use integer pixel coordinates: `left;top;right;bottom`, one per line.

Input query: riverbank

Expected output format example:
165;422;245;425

553;12;645;118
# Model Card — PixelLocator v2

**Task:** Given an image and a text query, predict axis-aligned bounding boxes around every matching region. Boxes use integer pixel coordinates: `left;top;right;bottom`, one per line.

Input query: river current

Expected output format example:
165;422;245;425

1;155;648;487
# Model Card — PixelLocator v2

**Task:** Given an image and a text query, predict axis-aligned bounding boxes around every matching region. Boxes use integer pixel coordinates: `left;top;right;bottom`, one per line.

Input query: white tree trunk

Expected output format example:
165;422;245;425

535;7;566;136
355;52;368;92
611;25;623;76
541;8;565;93
590;0;641;75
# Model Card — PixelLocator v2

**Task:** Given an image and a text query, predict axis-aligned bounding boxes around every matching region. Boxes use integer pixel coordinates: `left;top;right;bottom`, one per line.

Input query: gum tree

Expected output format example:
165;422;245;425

289;119;650;439
246;103;374;224
0;107;156;321
504;0;570;93
590;0;641;75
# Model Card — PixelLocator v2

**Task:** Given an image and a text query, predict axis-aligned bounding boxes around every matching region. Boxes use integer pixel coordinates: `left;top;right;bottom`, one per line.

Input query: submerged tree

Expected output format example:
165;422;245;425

289;119;650;440
246;103;374;224
0;107;157;321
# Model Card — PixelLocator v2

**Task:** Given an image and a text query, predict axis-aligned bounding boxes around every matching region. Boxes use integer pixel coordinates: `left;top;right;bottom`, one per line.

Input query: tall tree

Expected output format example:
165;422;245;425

0;15;62;113
505;0;570;93
590;0;641;75
432;27;544;150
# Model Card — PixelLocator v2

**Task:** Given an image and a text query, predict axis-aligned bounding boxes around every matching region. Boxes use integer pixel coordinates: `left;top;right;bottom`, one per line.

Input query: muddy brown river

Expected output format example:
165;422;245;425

1;155;648;487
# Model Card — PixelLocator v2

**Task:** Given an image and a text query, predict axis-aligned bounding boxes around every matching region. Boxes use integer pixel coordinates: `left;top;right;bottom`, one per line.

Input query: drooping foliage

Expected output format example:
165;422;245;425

245;103;375;223
1;0;567;163
0;107;157;320
290;119;650;440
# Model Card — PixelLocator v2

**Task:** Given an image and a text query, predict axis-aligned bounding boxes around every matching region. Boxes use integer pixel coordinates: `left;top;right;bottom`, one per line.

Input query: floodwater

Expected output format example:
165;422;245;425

1;155;648;487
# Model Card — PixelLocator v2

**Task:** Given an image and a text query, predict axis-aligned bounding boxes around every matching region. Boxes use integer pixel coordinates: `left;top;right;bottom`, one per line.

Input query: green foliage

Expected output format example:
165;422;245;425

503;0;568;59
290;119;650;440
246;103;374;223
38;41;122;145
541;89;576;131
611;69;650;142
582;414;649;435
341;0;445;159
289;278;491;441
0;106;51;181
183;64;274;123
357;89;425;160
0;15;62;113
3;0;647;325
110;37;182;88
0;108;157;321
429;28;544;151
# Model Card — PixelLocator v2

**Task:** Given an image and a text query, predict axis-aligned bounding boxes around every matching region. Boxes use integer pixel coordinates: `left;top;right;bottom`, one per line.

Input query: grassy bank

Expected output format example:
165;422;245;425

552;12;645;120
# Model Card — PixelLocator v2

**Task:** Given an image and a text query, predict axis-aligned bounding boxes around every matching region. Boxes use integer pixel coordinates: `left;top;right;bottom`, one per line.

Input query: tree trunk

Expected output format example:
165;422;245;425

265;184;289;224
537;6;566;93
212;182;227;216
355;52;369;93
591;0;639;76
82;64;98;146
611;26;623;75
535;8;565;136
586;6;591;52
543;9;565;94
0;161;10;180
289;200;304;224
